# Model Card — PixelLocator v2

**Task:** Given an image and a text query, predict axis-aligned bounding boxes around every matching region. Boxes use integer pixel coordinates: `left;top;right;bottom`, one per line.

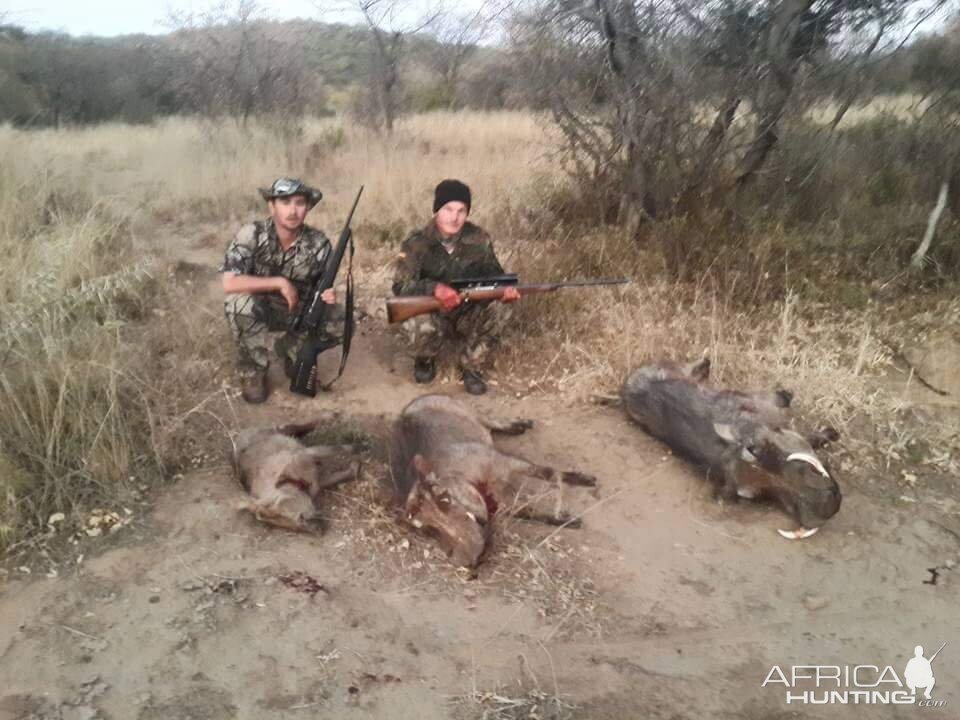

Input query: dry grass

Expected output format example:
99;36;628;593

0;111;554;552
804;93;929;127
452;687;577;720
0;155;162;551
1;111;556;229
323;444;606;640
1;107;957;554
500;231;960;481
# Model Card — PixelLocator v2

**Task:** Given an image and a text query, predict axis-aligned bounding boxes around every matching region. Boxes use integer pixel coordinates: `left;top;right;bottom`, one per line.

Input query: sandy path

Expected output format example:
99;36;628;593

1;240;958;720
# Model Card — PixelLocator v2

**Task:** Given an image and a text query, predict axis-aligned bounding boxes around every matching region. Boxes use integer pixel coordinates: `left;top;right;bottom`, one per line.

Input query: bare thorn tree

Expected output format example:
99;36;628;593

322;0;441;132
515;0;929;249
427;0;506;108
167;0;312;127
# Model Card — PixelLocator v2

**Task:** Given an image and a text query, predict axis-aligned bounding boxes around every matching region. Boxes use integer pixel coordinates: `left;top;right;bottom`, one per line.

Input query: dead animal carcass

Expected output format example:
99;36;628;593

389;394;597;567
621;359;840;539
234;418;358;531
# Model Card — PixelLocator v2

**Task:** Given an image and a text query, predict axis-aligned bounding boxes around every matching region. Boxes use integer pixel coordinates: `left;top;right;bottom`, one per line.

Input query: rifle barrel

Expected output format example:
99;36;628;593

518;277;630;290
929;642;947;663
294;185;364;332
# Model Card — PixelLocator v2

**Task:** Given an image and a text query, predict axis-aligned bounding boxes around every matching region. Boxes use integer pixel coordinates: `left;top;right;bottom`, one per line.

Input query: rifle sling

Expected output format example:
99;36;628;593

315;232;355;392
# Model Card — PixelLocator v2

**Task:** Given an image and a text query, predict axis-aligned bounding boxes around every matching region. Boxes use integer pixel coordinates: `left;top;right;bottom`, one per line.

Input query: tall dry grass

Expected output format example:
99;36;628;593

0;111;556;552
1;108;956;552
0;142;161;551
0;112;555;222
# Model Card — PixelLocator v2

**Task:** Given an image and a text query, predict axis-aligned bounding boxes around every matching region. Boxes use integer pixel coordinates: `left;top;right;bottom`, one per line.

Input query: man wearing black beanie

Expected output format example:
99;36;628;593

392;179;519;395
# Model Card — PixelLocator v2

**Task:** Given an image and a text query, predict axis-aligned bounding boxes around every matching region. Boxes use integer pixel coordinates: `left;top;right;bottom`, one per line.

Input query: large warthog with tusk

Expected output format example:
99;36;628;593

233;416;359;532
388;394;597;567
621;359;841;539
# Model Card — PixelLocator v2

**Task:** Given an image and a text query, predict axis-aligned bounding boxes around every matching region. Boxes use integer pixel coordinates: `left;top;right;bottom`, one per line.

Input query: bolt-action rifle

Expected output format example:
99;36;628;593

288;186;363;396
385;274;630;325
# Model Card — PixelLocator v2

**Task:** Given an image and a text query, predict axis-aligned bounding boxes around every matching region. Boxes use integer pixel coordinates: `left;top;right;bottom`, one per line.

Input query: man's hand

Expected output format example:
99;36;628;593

278;278;299;312
501;286;521;303
321;288;336;305
433;283;462;312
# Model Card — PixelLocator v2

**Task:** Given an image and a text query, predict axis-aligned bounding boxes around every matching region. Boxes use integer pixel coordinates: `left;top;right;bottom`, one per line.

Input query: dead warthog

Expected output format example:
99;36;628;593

621;359;841;539
389;394;597;567
233;416;358;532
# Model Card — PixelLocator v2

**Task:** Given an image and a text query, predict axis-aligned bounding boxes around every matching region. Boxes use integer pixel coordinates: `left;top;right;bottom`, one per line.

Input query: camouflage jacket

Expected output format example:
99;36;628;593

392;220;505;296
220;218;332;297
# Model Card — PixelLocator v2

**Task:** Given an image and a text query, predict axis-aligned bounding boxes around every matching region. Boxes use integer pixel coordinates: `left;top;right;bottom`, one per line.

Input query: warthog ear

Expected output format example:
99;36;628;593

807;426;840;449
774;389;794;408
688;357;711;382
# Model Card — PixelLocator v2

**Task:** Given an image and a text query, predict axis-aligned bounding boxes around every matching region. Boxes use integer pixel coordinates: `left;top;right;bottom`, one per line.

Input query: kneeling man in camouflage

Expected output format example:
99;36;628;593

392;180;519;395
221;178;338;403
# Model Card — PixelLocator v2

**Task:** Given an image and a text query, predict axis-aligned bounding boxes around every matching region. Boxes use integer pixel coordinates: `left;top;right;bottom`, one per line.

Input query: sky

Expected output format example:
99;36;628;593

2;0;491;37
4;0;950;40
4;1;383;37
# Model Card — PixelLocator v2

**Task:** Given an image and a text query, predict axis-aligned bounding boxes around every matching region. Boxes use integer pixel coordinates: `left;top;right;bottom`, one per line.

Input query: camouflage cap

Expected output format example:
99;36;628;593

258;177;322;208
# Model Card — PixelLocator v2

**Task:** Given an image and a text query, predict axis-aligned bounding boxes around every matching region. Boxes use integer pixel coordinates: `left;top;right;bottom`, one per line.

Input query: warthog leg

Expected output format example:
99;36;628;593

306;444;358;460
523;463;598;487
275;412;340;438
482;417;535;435
316;463;360;492
496;466;588;527
508;483;582;528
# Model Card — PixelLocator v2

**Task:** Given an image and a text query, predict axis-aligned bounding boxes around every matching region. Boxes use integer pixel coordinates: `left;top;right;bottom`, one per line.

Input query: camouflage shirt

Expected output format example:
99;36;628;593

392;220;505;296
220;218;332;297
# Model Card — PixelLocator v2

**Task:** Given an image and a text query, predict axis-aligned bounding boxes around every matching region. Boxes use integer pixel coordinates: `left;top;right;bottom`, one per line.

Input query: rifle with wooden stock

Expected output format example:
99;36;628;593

386;275;630;325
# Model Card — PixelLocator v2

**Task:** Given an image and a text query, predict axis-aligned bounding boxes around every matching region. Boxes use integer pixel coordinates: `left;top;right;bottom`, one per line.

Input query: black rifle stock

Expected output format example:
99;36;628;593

386;277;630;324
289;186;363;396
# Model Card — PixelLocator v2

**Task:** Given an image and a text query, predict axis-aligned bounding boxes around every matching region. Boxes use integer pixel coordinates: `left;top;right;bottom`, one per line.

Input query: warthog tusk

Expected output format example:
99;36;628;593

465;511;476;522
786;452;830;478
777;526;820;540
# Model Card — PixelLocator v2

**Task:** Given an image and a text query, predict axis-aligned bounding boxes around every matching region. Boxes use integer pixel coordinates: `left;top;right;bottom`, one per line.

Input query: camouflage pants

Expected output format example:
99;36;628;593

224;293;341;372
404;301;512;373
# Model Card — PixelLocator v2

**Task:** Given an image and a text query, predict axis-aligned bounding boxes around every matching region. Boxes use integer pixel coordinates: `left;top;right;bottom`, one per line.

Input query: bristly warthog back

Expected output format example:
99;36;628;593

621;359;841;538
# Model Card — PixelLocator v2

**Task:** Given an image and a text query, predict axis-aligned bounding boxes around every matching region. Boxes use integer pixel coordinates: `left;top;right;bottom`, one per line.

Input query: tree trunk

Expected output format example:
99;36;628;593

911;179;950;269
735;0;813;189
678;94;741;217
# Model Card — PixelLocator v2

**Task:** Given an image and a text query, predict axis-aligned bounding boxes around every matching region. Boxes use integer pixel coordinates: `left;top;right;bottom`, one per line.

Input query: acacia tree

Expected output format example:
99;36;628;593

427;1;504;108
516;0;933;239
325;0;440;132
167;0;312;124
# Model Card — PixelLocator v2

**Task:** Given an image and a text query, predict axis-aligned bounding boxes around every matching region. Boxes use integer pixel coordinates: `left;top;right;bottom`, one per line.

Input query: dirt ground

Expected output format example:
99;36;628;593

1;236;958;720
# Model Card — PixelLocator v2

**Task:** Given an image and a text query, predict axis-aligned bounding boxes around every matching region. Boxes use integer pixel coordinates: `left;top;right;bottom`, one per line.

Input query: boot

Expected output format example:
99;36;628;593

414;357;436;384
241;368;270;404
462;369;487;396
